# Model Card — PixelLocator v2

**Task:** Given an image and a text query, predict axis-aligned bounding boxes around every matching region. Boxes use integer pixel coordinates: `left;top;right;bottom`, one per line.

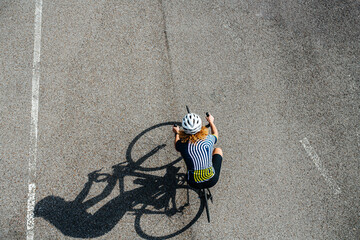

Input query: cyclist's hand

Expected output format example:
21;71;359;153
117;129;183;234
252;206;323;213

206;113;214;124
172;125;180;134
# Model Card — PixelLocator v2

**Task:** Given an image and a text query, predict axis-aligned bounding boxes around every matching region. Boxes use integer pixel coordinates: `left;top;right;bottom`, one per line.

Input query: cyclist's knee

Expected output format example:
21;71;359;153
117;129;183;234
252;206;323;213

213;148;223;156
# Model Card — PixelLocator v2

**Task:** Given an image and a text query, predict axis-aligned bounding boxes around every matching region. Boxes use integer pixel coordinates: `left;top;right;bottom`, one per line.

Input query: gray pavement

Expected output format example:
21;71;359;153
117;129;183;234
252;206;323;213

1;0;359;239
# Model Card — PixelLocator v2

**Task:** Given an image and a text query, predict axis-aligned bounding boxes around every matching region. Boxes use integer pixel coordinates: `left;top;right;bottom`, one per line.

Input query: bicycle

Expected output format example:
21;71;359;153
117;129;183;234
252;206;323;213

175;106;214;223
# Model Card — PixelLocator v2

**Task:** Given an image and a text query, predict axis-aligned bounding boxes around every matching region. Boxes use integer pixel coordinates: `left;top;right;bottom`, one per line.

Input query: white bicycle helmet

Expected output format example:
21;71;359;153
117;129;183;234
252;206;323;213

182;113;202;135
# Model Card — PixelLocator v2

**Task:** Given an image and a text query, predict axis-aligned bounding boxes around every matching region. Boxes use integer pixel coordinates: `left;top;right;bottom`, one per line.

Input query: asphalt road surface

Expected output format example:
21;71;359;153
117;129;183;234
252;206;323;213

1;0;359;239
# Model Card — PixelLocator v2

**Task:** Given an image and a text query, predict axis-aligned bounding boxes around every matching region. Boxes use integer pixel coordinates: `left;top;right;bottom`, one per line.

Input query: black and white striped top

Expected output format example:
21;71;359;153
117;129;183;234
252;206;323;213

175;134;218;182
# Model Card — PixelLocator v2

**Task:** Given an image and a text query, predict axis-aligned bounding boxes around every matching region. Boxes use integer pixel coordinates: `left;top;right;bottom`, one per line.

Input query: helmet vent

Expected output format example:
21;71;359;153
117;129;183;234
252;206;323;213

182;113;202;134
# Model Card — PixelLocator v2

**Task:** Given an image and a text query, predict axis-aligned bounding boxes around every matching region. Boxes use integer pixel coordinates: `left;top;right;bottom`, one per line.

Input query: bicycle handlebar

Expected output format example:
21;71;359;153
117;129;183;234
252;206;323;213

176;107;211;129
205;112;210;128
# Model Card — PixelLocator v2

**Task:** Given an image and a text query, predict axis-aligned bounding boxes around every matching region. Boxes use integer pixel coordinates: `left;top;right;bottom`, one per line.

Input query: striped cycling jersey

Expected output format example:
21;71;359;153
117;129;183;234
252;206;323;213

175;134;218;183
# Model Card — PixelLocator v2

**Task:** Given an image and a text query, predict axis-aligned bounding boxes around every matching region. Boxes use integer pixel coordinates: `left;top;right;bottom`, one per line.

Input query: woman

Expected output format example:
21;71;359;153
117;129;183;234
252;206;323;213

172;112;223;189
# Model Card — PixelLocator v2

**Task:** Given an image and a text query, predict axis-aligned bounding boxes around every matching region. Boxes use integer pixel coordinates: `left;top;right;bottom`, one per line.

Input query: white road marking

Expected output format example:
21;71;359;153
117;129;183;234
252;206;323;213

27;0;43;239
300;137;341;195
26;183;36;240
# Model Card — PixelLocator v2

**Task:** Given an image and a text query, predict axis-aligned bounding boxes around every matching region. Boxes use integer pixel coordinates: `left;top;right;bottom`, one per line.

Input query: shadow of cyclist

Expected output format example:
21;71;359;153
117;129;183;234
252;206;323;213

34;163;183;238
34;122;201;239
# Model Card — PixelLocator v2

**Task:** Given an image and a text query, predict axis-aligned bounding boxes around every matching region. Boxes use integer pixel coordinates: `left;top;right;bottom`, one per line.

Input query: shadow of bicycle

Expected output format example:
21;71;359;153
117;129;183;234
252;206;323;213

34;122;204;239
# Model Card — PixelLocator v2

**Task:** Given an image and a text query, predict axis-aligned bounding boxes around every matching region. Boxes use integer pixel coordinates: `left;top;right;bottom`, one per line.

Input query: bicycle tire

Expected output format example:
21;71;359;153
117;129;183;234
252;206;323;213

204;189;211;223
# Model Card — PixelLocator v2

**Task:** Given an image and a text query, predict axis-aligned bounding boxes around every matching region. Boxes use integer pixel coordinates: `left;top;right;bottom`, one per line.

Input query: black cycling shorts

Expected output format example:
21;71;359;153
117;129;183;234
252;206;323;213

187;154;223;189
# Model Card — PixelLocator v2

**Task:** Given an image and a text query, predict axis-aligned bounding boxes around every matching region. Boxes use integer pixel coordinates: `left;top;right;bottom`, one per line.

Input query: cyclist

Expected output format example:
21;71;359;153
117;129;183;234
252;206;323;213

172;112;223;189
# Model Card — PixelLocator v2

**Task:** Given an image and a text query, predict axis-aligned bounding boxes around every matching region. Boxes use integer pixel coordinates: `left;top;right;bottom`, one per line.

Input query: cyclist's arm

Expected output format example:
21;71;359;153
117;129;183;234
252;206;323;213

209;122;218;139
206;114;218;139
174;133;180;150
173;125;180;151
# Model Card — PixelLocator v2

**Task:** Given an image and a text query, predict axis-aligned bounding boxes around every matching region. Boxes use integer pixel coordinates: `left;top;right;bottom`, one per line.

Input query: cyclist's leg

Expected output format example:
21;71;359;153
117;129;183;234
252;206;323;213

212;147;223;157
207;148;223;187
212;148;223;171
